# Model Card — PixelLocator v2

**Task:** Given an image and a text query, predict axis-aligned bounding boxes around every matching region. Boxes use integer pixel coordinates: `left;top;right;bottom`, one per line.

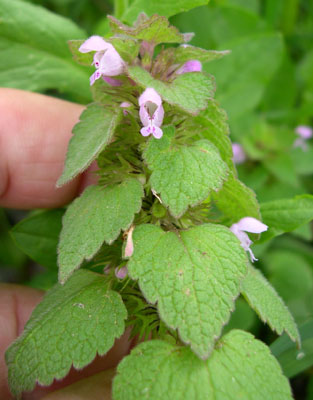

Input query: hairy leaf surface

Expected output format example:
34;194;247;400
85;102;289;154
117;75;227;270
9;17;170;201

213;173;261;225
144;126;227;217
242;265;300;345
6;270;127;398
128;223;247;358
113;330;292;400
58;179;143;283
128;66;215;115
109;15;184;44
172;45;230;64
194;101;234;171
57;104;120;186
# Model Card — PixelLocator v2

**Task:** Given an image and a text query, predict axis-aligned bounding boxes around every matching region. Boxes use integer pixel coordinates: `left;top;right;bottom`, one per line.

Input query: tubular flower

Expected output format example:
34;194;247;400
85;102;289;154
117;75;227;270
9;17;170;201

176;60;202;74
79;35;125;86
232;143;246;164
230;217;268;262
294;125;312;151
115;266;128;279
139;88;164;139
124;226;134;258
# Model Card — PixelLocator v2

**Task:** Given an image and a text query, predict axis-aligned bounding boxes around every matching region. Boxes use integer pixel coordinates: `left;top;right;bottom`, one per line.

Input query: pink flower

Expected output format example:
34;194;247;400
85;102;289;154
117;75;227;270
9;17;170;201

230;217;268;262
79;35;125;86
296;125;312;139
103;77;122;86
294;125;312;151
115;266;128;279
139;88;164;139
176;60;202;75
232;143;246;164
124;226;134;258
120;101;132;116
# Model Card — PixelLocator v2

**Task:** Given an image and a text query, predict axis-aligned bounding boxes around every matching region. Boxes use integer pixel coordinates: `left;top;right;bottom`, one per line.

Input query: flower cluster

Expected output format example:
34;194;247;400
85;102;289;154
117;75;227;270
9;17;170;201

79;36;202;140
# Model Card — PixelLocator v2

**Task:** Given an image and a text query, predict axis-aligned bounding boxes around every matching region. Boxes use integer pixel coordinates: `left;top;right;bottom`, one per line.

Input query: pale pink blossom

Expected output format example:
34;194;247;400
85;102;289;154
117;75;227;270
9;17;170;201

115;266;128;279
139;88;164;139
296;125;312;139
294;125;312;151
79;35;125;86
230;217;268;262
124;226;134;258
120;101;132;116
176;60;202;74
232;143;246;164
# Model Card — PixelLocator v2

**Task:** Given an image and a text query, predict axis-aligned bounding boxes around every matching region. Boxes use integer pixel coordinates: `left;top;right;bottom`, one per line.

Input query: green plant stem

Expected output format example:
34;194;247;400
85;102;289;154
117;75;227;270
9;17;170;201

114;0;129;19
281;0;299;35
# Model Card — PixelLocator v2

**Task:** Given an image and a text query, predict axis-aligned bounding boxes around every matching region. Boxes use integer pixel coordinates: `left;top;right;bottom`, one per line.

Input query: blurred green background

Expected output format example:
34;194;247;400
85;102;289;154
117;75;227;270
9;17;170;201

0;0;313;398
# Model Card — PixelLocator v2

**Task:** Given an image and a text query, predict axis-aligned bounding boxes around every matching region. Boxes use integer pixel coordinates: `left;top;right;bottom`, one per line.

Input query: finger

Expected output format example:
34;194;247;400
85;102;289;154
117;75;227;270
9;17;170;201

0;89;95;209
0;284;43;398
0;284;131;399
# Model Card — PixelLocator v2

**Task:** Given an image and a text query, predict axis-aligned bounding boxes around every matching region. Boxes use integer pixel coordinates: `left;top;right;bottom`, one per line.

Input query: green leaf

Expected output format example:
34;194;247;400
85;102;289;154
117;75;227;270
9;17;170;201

265;250;313;303
171;45;230;64
143;126;228;218
57;104;120;187
193;101;235;172
271;318;313;378
11;209;64;269
128;223;247;358
58;179;143;283
109;15;184;44
0;210;26;267
128;66;215;115
291;146;313;175
241;264;300;345
6;269;127;398
0;0;91;101
263;153;299;188
113;330;292;400
122;0;209;24
213;173;261;225
260;195;313;242
206;33;284;120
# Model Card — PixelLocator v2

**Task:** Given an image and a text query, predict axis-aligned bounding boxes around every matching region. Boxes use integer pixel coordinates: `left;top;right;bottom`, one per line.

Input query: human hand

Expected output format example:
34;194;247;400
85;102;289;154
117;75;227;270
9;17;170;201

0;89;130;399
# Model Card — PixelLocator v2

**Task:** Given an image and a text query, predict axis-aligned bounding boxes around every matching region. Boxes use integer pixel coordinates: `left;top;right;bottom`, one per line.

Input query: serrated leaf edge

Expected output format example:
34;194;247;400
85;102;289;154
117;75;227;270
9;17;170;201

56;106;121;187
6;272;127;396
58;180;144;284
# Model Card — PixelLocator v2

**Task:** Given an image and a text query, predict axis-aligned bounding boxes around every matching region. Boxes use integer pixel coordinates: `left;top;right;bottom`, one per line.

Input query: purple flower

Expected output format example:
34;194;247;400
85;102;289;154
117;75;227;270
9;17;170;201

120;101;132;116
296;125;312;139
139;88;164;139
115;266;128;279
176;60;202;75
232;143;246;164
79;35;125;86
230;217;268;262
294;125;312;151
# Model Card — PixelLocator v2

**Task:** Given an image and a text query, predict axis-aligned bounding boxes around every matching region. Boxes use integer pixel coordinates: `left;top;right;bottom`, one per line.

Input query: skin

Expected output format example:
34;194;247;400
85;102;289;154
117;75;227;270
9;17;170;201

0;89;130;399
